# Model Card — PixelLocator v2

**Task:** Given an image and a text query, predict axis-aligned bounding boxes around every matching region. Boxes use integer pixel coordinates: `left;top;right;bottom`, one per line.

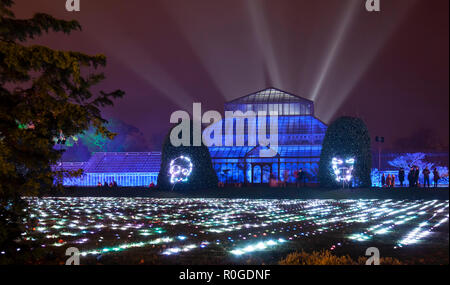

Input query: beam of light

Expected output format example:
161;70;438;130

161;1;263;101
246;0;283;89
89;34;195;110
310;0;359;101
75;1;196;110
12;2;196;109
317;0;419;122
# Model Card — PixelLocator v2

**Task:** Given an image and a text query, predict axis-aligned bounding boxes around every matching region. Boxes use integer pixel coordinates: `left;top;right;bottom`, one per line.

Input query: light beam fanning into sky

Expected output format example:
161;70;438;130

247;0;283;88
310;0;359;101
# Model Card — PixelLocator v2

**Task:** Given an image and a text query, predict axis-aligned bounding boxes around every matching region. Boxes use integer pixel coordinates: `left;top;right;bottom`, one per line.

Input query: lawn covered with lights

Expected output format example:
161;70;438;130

14;197;449;265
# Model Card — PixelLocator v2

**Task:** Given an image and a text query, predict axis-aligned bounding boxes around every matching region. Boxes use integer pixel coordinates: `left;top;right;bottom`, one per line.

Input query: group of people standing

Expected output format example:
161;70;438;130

97;181;118;188
381;166;440;188
381;173;396;187
267;169;307;188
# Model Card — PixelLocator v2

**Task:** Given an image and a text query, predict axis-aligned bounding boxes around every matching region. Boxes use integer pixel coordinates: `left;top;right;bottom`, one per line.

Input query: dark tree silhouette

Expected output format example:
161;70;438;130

0;0;124;262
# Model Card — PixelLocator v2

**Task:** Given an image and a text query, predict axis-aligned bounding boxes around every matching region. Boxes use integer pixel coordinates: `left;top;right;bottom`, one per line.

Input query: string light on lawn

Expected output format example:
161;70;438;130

12;197;448;261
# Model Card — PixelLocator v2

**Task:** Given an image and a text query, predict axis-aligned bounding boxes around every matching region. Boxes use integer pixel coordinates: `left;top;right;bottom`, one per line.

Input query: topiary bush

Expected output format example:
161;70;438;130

319;116;372;188
157;122;218;191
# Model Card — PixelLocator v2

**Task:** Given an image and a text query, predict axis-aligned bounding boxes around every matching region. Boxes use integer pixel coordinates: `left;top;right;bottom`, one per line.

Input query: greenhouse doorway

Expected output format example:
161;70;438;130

251;163;272;184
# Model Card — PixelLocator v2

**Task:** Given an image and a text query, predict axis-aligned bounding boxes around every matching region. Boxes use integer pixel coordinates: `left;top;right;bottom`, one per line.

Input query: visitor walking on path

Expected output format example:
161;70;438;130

269;173;277;187
391;174;396;188
414;166;420;187
386;174;392;188
433;168;440;188
285;171;290;188
381;173;386;187
422;167;431;188
282;170;289;188
398;168;405;187
408;167;415;187
296;169;305;188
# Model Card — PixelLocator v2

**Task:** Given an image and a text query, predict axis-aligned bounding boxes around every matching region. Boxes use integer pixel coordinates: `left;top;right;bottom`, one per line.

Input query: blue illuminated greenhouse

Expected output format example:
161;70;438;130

55;152;161;186
55;88;448;188
208;88;327;184
56;88;328;186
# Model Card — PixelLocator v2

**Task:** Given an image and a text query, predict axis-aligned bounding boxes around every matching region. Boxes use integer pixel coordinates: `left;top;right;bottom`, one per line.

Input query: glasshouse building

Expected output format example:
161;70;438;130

55;152;161;186
54;88;449;187
208;88;327;184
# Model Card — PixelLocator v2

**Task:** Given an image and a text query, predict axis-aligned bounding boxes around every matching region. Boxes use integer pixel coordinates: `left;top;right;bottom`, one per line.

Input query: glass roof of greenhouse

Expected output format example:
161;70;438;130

203;115;327;142
226;88;313;105
53;162;88;172
85;152;161;173
224;88;317;116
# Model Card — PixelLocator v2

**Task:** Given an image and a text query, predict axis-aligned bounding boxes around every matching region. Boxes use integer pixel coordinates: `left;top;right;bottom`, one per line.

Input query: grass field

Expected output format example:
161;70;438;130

52;186;449;201
12;195;449;265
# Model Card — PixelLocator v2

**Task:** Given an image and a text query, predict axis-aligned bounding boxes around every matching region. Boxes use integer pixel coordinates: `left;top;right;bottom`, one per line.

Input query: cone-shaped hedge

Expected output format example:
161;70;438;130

319;116;372;188
157;122;218;191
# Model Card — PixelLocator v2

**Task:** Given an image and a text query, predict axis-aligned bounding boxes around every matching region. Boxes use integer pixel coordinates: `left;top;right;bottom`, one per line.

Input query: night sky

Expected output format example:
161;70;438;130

13;0;449;150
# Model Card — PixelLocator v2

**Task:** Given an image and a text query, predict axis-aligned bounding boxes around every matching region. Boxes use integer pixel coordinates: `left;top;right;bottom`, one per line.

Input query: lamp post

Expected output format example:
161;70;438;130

375;136;385;171
375;136;385;187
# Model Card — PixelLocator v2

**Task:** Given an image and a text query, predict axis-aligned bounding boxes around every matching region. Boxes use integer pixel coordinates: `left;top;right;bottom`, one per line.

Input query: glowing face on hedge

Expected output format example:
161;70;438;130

332;157;355;182
169;156;193;184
